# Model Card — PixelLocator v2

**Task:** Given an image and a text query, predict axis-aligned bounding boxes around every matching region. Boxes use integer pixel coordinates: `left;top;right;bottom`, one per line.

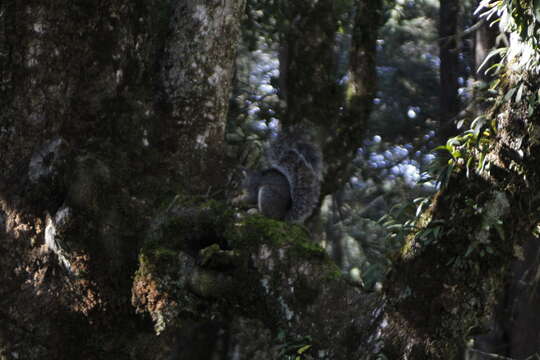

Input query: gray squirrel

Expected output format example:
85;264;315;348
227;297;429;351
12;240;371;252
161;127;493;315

233;130;323;223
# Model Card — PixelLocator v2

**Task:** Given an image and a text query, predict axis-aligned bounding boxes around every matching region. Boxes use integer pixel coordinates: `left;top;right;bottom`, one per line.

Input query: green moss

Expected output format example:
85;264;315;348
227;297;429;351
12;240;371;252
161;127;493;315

289;237;327;258
151;246;178;259
224;214;342;284
134;198;349;337
227;215;294;246
322;263;343;281
227;215;316;251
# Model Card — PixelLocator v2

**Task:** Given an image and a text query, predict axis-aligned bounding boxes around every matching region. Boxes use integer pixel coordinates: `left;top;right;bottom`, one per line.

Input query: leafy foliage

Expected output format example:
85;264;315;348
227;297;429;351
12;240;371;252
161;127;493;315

430;122;494;187
477;0;540;111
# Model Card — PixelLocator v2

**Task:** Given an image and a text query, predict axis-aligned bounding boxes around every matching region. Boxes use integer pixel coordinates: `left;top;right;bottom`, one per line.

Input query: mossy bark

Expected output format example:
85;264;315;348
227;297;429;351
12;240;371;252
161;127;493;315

132;201;375;359
0;1;244;359
374;78;540;358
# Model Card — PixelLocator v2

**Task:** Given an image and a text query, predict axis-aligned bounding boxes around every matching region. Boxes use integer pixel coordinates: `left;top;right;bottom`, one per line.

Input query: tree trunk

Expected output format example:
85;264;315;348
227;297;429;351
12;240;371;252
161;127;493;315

277;0;383;197
439;0;460;139
474;19;499;83
0;1;244;358
469;13;540;358
374;27;540;355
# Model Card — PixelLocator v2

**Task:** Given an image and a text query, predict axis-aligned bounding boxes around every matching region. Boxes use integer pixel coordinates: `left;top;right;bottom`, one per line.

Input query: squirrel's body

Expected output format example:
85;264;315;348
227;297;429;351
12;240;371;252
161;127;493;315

234;131;322;223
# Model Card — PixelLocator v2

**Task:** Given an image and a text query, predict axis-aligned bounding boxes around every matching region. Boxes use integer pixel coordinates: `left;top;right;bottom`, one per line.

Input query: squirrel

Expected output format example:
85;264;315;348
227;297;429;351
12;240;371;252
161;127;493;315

233;130;323;223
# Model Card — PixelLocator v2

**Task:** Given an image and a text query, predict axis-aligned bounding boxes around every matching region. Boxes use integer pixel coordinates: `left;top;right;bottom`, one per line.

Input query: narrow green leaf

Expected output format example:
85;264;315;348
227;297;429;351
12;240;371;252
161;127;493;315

515;83;524;103
471;115;487;133
434;145;451;152
466;157;473;178
297;345;311;354
484;62;502;76
504;87;516;102
477;47;507;74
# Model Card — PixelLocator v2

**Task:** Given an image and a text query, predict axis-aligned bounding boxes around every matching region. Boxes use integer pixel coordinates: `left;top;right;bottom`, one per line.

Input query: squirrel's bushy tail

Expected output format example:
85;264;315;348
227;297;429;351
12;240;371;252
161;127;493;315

266;130;323;223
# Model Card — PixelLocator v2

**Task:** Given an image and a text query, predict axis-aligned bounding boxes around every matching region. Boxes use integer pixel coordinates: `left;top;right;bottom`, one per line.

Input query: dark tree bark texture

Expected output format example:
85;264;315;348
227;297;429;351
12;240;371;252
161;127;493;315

439;0;460;140
377;69;540;357
0;1;245;358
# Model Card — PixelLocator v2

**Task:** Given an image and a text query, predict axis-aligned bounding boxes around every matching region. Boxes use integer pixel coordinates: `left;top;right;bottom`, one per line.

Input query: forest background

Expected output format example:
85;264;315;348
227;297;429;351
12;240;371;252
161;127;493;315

1;0;539;359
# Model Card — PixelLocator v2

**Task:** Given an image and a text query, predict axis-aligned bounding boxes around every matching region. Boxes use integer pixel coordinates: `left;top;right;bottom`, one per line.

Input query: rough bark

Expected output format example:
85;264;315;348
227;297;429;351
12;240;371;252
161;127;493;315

279;0;341;127
468;8;540;358
374;49;540;356
153;0;245;194
0;0;244;358
472;233;540;359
